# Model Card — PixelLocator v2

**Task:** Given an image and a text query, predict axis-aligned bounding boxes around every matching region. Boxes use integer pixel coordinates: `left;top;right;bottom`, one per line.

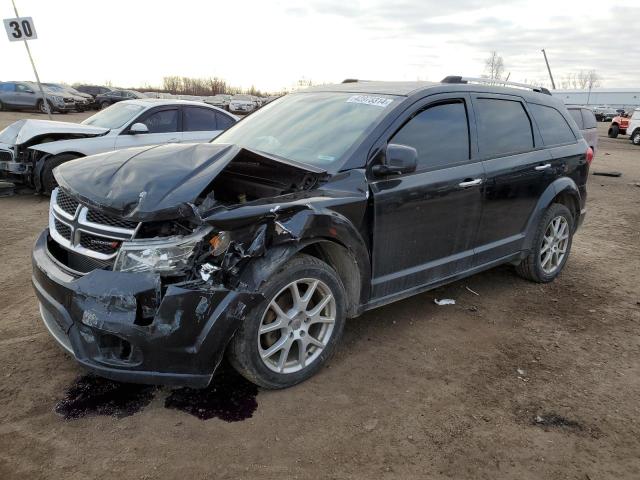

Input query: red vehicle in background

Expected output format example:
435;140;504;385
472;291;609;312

608;112;630;138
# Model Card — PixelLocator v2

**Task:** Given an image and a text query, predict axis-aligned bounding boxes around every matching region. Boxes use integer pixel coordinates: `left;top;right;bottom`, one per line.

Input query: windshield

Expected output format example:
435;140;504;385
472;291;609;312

212;92;397;168
82;102;145;129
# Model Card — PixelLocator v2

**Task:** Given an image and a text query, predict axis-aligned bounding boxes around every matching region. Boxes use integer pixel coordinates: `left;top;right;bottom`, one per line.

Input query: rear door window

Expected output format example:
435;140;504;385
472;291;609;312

216;112;235;130
183;107;219;131
474;98;533;157
568;109;584;129
581;109;597;129
529;103;576;146
391;101;469;170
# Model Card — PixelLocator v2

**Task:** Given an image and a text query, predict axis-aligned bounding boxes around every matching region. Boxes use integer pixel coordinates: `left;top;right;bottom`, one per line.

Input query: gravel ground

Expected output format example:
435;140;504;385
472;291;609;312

0;110;639;480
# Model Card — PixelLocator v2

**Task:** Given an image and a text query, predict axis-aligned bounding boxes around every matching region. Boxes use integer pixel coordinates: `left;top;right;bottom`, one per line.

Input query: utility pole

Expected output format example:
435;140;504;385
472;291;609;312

541;49;556;90
10;0;52;119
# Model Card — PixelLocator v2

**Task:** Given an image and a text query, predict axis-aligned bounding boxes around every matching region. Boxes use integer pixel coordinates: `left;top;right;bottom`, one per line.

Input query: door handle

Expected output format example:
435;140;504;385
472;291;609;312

168;138;179;143
458;178;483;188
535;163;551;171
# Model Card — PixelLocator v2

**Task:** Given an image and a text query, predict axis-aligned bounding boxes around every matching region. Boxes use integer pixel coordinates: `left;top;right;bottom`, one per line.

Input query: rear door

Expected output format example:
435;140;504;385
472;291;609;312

181;106;234;143
580;108;598;151
471;94;552;264
369;94;484;299
115;107;182;150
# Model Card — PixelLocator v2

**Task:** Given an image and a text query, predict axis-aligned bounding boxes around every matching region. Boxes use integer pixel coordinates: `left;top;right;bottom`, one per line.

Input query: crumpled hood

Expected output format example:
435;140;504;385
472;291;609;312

54;143;325;222
0;119;108;146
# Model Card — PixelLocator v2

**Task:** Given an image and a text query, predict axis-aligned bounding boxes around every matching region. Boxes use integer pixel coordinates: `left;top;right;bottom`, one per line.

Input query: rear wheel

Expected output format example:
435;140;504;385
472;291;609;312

0;100;3;111
516;203;574;283
228;254;346;389
631;130;640;146
608;124;619;138
41;153;81;194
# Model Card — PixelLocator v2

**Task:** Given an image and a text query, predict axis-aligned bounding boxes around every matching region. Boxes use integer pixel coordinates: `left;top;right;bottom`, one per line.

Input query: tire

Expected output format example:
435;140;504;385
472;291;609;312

631;130;640;146
227;254;346;389
0;100;3;111
36;99;52;115
41;153;81;194
608;124;619;138
516;203;574;283
100;101;110;110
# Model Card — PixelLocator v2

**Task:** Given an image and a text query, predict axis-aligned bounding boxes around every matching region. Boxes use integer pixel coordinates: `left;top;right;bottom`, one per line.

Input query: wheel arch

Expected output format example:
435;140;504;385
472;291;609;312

523;178;581;250
33;151;85;192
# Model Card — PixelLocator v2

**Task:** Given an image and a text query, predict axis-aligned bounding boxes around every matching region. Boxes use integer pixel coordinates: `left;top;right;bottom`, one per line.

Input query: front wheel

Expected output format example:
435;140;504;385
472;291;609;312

631;130;640;146
41;153;81;194
516;203;574;283
100;101;110;110
228;254;346;389
37;99;52;114
608;124;619;138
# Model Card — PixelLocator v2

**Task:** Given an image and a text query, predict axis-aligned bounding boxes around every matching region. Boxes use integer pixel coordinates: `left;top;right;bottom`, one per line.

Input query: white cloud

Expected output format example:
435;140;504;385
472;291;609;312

1;0;638;90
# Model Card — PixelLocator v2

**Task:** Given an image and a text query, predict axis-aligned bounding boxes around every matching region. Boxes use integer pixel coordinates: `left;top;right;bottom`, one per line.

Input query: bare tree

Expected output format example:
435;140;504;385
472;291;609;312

559;70;600;90
483;51;504;80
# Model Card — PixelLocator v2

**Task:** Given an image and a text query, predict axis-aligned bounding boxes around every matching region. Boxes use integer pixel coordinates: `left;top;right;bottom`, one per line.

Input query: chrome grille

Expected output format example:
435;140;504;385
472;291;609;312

86;210;137;229
0;150;12;162
49;188;139;263
54;219;72;240
55;190;79;217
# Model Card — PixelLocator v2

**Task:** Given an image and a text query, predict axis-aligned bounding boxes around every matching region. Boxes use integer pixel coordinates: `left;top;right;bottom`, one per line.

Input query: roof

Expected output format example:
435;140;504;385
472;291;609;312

302;80;558;103
305;81;438;96
121;98;226;108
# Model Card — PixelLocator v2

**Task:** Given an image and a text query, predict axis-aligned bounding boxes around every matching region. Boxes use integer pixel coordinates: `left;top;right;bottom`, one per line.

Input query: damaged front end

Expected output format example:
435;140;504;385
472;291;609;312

0;119;108;185
33;142;364;387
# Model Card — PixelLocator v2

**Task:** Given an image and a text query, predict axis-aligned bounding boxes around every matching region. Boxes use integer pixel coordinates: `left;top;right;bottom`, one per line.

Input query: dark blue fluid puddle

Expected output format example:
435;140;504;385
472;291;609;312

55;374;157;420
165;365;258;422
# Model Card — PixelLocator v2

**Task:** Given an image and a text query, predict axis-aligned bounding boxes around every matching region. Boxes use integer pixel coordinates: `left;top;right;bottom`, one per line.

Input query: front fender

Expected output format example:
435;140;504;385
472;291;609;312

29;136;115;157
522;177;582;251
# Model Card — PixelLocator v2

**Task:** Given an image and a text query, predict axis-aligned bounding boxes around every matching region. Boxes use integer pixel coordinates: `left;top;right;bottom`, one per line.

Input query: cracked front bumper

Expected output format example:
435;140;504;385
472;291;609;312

32;229;260;388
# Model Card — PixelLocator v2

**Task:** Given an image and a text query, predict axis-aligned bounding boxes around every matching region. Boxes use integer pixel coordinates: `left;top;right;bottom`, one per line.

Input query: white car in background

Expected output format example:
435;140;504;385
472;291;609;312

628;109;640;146
228;94;258;114
0;99;237;192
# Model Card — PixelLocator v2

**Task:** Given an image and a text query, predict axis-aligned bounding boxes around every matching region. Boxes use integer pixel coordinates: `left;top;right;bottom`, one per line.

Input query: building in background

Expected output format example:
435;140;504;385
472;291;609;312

552;89;640;109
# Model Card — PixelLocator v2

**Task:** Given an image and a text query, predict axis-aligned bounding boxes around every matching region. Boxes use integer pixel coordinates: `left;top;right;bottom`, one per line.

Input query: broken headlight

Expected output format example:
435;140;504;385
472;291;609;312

113;227;211;274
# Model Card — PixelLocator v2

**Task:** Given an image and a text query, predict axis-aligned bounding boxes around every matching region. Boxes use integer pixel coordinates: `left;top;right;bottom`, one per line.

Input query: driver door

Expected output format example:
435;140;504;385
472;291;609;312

115;107;182;150
369;94;484;300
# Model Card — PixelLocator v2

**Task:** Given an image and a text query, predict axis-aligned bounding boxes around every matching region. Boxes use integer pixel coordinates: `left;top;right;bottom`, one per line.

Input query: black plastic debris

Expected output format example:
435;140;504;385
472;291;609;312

164;365;258;422
55;374;157;420
592;171;622;177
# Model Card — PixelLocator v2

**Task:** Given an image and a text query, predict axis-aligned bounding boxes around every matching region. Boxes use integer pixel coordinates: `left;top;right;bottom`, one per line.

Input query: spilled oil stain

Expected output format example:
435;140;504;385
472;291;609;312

164;365;258;422
55;374;157;420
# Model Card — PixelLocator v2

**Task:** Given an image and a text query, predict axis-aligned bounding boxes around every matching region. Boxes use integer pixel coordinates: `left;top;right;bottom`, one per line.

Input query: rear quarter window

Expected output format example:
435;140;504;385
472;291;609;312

529;104;576;146
568;109;584;129
581;109;597;129
474;98;534;157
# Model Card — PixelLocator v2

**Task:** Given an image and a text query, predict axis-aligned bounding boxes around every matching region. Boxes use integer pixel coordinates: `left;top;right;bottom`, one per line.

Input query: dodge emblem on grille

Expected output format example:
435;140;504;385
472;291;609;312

90;239;120;248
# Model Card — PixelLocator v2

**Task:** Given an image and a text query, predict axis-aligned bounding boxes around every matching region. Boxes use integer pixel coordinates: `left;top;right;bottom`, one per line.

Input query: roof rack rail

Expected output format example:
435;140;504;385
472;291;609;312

441;76;551;95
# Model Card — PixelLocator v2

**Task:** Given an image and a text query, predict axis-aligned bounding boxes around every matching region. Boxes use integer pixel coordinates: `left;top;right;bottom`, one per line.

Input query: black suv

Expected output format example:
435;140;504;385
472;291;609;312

32;78;591;389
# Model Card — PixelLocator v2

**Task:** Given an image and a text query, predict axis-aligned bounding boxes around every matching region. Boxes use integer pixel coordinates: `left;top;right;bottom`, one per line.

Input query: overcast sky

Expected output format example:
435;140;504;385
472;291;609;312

1;0;639;92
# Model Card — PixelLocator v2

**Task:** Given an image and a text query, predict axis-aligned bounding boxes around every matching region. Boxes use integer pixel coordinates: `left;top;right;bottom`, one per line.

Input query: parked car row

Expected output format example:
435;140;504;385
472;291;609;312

0;99;238;191
0;81;77;114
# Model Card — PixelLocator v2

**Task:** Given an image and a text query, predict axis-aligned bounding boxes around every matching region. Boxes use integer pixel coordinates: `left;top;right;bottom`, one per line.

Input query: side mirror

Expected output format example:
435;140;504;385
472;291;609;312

372;144;418;176
129;123;149;134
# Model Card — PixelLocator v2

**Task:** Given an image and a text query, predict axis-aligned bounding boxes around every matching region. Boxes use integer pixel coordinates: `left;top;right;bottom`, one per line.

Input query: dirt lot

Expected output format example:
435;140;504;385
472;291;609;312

0;110;639;480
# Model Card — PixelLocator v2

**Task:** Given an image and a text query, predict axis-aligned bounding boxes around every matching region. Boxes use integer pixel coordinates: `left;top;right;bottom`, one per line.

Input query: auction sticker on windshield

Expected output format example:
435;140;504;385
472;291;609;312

346;95;393;108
